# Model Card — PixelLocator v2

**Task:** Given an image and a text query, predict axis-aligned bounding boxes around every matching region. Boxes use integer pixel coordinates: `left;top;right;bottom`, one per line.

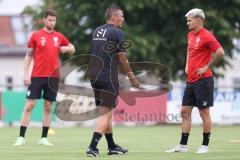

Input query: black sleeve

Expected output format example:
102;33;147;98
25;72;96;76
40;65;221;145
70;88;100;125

117;29;126;53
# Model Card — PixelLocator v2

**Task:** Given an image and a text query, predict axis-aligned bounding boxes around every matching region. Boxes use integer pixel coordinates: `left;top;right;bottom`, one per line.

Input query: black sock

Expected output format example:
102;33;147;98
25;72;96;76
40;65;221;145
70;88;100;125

41;126;49;138
180;133;189;145
105;133;116;149
19;126;27;137
202;132;211;146
89;132;102;149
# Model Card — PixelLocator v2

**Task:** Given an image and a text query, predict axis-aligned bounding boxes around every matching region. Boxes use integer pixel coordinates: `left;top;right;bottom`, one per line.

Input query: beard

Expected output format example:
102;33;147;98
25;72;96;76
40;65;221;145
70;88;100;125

188;26;193;31
118;22;123;28
46;24;55;31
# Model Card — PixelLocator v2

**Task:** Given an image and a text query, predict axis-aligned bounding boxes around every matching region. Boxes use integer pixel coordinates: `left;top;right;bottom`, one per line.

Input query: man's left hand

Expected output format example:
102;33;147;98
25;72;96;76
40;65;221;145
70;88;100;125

195;66;208;76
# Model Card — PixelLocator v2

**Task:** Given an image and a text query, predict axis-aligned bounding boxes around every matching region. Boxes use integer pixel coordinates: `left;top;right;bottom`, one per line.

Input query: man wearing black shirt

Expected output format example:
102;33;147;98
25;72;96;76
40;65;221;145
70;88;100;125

86;4;140;157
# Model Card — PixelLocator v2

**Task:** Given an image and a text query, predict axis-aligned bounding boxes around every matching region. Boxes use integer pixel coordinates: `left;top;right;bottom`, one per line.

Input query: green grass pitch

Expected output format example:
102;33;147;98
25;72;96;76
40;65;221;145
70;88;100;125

1;125;240;160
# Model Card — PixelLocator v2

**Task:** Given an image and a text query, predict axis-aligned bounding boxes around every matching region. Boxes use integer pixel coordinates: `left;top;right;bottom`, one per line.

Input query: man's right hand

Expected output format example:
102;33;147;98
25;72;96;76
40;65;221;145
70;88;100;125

24;75;31;86
130;78;140;88
185;67;188;74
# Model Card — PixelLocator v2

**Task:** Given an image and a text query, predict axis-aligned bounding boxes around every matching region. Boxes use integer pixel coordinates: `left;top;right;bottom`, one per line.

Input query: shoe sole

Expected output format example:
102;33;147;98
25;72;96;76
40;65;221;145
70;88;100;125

13;142;25;146
165;150;188;153
196;151;209;154
86;153;99;157
108;151;128;155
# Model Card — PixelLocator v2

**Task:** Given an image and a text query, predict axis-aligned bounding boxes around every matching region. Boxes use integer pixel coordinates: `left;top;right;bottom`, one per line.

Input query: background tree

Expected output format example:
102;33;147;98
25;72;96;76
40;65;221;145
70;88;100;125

23;0;240;80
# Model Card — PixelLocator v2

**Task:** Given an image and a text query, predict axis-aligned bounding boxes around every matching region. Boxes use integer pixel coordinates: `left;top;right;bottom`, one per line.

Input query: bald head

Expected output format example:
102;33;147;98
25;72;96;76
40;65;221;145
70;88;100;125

105;4;124;28
105;4;122;21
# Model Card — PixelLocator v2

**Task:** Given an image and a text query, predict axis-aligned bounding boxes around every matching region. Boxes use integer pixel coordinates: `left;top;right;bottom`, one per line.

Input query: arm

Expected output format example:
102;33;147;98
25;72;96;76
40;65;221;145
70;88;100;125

118;52;140;88
185;51;189;74
206;47;225;69
60;43;75;54
196;47;225;76
23;48;34;86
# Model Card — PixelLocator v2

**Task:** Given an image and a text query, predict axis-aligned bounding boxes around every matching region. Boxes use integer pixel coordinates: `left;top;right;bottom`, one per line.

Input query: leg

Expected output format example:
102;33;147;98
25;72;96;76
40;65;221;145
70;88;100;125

38;99;54;145
87;81;119;156
104;82;119;135
86;107;111;157
199;107;211;133
42;100;53;127
165;82;195;152
94;107;112;134
14;77;42;146
181;106;192;134
194;107;211;153
40;77;58;142
21;77;42;127
41;100;53;138
180;81;196;145
13;100;36;146
105;110;113;134
199;107;211;145
20;100;36;127
180;106;192;145
89;107;111;147
42;77;58;127
195;77;213;147
105;111;116;149
19;100;36;138
105;111;128;155
195;77;214;153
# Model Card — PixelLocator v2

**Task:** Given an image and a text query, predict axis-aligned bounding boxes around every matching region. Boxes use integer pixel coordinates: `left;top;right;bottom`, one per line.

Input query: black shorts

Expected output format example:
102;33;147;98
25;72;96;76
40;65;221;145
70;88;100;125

182;77;214;109
90;80;119;108
26;77;59;101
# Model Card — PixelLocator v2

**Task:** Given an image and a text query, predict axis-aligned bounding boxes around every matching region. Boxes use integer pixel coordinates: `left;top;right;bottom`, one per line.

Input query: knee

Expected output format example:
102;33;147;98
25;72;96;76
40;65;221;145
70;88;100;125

44;101;52;113
25;101;35;112
199;110;210;120
181;109;191;120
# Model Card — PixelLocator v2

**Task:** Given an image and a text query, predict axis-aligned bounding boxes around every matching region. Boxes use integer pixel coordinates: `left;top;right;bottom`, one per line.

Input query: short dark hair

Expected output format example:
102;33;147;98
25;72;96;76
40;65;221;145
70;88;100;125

44;10;57;18
105;4;122;21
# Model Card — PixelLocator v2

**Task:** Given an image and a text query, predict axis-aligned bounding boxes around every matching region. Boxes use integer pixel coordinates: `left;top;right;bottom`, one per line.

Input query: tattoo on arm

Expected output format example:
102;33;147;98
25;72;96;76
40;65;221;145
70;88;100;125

206;47;224;69
26;48;34;56
118;52;135;79
207;53;220;69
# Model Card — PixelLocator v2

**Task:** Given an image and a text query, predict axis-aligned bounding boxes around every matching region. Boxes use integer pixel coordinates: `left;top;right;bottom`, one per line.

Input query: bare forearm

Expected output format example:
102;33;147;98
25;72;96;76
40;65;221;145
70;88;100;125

60;44;75;54
66;43;75;54
185;51;189;73
119;55;135;79
24;48;34;75
118;52;140;88
24;55;33;75
206;47;224;69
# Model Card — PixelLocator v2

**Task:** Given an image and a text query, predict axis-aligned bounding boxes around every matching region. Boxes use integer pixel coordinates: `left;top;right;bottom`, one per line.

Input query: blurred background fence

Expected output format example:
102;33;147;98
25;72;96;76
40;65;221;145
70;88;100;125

1;84;239;126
